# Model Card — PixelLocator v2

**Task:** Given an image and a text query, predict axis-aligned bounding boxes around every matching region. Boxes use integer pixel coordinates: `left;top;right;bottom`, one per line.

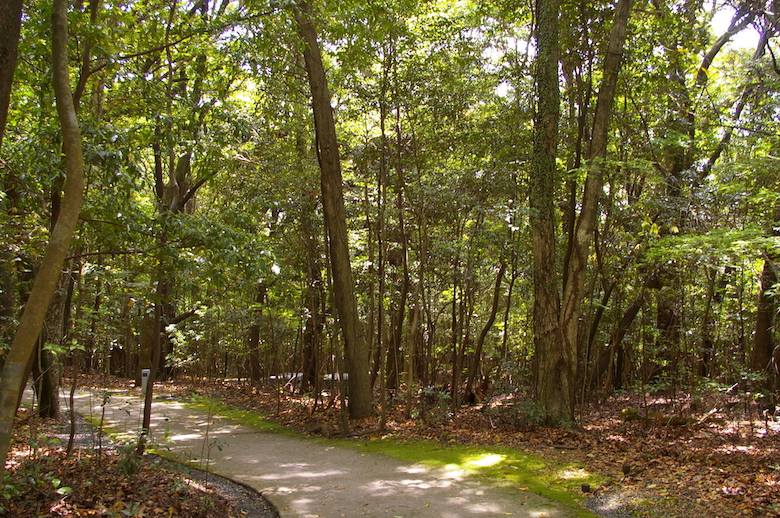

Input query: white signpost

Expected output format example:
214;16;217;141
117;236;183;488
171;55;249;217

141;368;151;395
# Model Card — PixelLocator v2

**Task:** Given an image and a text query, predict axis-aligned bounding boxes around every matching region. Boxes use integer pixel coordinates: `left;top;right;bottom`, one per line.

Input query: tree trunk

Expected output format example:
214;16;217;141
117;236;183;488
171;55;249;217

0;0;22;150
247;282;267;383
560;0;633;398
0;0;84;480
0;0;24;362
295;3;372;418
588;277;651;390
389;100;410;393
33;271;72;418
301;187;324;396
530;0;568;424
751;255;778;374
465;261;505;401
137;280;162;455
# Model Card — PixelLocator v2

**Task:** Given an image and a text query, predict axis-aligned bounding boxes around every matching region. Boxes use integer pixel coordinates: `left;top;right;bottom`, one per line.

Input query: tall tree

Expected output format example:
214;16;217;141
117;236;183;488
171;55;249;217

560;0;633;394
0;0;85;480
530;0;566;423
533;0;633;423
0;0;24;351
0;0;23;150
294;2;372;418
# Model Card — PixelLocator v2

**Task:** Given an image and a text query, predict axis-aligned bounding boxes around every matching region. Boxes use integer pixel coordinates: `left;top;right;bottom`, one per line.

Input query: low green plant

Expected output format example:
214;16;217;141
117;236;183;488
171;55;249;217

519;398;547;425
416;386;452;424
115;441;143;476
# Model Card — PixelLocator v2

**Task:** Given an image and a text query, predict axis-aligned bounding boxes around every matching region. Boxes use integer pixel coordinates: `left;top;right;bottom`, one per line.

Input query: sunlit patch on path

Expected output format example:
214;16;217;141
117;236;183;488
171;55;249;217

59;388;584;518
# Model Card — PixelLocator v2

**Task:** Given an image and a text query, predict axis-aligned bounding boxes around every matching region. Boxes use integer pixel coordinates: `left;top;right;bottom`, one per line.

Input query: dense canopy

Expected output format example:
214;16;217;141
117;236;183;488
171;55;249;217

0;0;778;444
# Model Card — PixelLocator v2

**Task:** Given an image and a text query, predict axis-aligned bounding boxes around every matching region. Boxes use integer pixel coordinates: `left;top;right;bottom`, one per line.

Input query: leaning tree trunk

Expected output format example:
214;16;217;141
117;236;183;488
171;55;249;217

560;0;633;397
0;0;84;481
465;261;506;400
295;2;372;418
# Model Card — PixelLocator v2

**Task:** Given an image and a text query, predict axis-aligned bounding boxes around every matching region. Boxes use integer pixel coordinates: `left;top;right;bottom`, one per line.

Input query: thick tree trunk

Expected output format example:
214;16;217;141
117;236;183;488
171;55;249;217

0;0;84;480
295;3;372;418
531;0;567;424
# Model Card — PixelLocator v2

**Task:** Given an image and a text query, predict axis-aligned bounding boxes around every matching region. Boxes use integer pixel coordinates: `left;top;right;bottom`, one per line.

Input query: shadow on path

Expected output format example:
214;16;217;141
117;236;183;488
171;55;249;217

55;388;584;518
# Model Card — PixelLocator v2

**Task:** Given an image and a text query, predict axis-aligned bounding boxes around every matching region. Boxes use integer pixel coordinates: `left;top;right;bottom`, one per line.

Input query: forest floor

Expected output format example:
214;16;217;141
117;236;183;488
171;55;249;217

7;375;780;517
171;377;780;518
4;406;260;517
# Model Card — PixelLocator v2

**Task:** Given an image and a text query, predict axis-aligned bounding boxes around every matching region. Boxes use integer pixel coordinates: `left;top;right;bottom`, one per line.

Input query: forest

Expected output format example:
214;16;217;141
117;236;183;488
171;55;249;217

0;0;779;511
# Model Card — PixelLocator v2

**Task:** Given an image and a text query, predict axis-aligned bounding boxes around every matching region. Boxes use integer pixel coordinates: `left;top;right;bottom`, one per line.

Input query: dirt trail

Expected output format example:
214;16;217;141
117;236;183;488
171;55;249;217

49;388;585;518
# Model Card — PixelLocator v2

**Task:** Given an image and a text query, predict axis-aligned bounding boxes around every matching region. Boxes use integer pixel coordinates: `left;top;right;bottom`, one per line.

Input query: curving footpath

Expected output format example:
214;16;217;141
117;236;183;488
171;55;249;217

51;388;584;518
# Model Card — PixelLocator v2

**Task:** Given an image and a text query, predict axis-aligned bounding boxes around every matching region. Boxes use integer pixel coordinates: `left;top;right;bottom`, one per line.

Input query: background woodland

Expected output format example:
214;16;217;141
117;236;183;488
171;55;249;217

1;0;779;435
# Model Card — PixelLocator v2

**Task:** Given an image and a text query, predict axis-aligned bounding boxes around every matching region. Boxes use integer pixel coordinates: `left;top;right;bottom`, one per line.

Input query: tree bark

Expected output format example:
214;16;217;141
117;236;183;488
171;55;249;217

465;261;505;401
0;0;24;356
560;0;633;399
0;0;84;480
751;249;778;374
33;272;71;418
295;3;372;418
247;282;267;383
0;0;23;150
531;0;567;424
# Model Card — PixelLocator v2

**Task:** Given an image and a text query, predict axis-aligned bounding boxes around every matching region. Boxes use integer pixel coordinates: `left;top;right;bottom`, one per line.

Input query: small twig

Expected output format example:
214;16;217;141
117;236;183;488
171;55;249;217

697;407;719;425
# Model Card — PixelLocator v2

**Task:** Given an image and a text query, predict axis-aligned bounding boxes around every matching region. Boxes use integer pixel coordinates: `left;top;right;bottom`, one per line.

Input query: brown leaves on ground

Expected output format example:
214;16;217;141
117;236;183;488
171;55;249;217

25;375;780;518
159;378;780;518
5;407;244;518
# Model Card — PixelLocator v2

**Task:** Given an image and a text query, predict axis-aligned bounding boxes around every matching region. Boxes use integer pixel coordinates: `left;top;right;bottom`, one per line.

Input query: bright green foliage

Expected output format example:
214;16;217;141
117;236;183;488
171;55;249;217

1;0;779;429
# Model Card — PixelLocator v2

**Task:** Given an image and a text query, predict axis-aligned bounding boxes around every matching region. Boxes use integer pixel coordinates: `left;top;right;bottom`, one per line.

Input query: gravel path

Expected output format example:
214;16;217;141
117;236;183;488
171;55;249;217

63;388;588;518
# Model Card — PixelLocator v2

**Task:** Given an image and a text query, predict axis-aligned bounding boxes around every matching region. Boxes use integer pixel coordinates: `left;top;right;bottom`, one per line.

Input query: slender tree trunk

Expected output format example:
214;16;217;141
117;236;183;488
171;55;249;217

700;30;771;180
465;261;505;401
405;280;422;420
588;278;651;389
375;65;389;417
247;282;267;383
0;0;84;480
137;280;162;455
560;0;633;393
33;271;71;418
393;104;411;384
0;0;24;361
0;0;22;150
295;3;372;418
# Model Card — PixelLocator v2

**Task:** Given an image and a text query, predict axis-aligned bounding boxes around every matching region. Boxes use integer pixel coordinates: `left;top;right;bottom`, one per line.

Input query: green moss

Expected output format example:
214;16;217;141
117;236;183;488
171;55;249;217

87;394;600;517
179;396;600;516
349;438;601;517
182;394;294;435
